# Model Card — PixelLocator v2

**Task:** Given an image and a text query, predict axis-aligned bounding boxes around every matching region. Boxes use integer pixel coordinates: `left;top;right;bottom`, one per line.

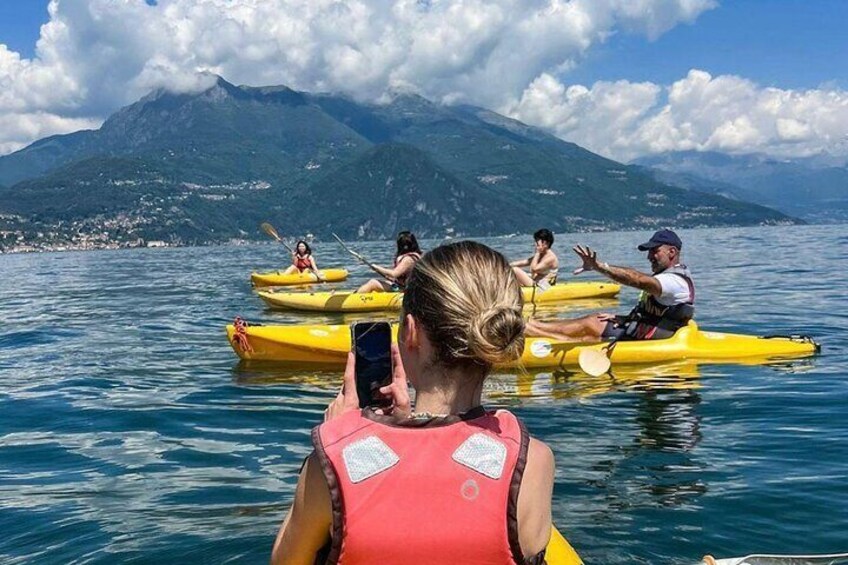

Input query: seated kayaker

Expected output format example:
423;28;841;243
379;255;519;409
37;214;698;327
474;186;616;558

272;241;556;565
283;240;324;281
356;231;422;293
510;228;559;289
526;229;695;342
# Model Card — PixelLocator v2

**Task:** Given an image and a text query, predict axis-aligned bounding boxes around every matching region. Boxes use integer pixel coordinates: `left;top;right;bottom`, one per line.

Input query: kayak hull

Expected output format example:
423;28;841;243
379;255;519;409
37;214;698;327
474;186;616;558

257;282;620;312
251;268;348;287
258;289;404;312
548;526;583;565
226;321;819;367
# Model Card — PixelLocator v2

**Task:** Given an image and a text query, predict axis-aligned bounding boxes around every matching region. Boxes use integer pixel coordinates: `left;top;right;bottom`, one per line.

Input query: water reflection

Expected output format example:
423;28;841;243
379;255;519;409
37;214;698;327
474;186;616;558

231;360;704;400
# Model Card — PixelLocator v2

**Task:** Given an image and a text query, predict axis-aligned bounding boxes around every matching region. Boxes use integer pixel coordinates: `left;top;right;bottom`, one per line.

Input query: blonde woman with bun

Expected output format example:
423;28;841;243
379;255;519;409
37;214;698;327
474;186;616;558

272;241;556;565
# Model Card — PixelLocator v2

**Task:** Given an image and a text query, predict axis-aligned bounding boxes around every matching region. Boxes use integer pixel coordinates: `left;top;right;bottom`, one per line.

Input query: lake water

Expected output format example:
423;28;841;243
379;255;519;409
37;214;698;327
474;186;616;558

1;224;846;564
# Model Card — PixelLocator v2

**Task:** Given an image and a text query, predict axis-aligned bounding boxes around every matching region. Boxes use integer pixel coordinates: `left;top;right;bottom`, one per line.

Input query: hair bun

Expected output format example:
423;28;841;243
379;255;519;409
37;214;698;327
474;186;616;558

467;304;525;366
402;241;525;370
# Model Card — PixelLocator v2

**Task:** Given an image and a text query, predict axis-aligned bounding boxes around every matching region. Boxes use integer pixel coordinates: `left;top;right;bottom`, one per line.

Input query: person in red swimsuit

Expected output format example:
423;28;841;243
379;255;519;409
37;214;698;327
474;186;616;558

283;240;323;281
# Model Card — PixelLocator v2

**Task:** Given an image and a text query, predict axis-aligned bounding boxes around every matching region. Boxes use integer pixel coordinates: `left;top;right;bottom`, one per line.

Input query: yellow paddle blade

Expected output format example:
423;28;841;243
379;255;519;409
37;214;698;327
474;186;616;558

260;222;281;241
578;347;611;377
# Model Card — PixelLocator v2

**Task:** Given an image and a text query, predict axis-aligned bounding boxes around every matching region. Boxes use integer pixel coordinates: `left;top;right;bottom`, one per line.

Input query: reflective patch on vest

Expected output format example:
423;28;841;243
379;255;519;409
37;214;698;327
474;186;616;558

342;436;400;484
451;433;507;480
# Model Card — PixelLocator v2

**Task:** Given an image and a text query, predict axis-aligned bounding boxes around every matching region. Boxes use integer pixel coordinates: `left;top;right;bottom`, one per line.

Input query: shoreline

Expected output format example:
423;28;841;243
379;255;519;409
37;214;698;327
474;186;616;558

0;218;821;255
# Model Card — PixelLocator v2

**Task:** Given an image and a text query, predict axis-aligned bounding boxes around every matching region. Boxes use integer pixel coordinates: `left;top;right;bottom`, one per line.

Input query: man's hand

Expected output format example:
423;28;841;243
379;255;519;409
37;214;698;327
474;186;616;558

572;245;601;275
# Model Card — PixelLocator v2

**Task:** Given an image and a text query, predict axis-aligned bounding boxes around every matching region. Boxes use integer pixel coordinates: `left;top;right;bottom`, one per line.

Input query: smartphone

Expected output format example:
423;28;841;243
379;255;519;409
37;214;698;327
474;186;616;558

351;321;393;409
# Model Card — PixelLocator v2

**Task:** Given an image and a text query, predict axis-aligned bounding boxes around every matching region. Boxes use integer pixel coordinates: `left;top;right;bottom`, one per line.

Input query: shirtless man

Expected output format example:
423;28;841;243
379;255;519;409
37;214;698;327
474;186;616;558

510;229;559;288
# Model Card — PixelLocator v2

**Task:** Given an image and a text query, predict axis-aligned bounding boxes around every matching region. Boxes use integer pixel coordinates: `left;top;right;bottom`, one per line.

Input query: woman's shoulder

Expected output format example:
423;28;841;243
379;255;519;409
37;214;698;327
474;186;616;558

397;252;420;264
526;437;555;475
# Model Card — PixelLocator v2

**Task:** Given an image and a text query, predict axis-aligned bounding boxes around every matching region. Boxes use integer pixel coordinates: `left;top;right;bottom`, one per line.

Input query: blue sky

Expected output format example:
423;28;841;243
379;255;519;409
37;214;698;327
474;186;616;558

566;0;848;90
0;0;846;160
0;1;47;58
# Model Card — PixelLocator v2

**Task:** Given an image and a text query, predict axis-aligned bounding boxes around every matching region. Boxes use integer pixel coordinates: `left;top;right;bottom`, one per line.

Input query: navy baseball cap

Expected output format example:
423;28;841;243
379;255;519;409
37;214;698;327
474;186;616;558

637;229;682;251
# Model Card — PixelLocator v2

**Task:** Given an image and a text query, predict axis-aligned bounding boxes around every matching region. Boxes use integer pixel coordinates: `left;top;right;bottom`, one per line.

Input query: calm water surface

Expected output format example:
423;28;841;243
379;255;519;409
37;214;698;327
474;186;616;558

1;225;847;564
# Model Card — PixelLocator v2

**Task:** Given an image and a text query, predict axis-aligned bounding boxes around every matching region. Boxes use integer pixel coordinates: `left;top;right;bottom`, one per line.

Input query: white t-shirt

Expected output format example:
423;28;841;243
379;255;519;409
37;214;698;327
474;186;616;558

654;271;693;307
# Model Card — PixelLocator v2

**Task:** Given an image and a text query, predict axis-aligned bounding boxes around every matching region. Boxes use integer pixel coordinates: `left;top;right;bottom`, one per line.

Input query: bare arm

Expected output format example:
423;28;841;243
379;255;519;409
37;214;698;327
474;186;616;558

511;256;532;268
308;256;324;281
517;438;555;558
595;262;661;296
372;256;415;282
270;453;332;565
572;246;661;296
530;253;557;279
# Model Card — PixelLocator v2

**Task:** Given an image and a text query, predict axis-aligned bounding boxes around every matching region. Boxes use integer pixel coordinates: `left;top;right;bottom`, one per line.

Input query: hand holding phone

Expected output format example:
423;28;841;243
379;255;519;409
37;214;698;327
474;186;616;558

324;341;411;422
351;321;393;409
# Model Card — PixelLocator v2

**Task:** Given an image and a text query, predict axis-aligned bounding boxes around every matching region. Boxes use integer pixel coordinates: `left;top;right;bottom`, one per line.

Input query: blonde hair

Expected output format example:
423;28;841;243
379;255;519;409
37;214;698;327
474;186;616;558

402;241;525;368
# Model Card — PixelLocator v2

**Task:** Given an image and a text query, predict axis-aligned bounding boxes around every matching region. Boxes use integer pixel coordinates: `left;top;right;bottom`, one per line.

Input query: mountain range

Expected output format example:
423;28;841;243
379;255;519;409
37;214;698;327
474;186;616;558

633;151;848;222
0;76;797;248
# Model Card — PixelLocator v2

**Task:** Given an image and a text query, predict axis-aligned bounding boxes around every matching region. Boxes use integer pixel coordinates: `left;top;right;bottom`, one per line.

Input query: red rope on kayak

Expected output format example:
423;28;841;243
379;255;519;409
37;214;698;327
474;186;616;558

232;316;254;353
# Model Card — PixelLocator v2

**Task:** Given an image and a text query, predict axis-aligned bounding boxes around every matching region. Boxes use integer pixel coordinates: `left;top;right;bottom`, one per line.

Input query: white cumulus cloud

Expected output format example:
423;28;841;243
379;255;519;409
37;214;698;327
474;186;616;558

0;0;717;156
508;69;848;161
5;0;848;164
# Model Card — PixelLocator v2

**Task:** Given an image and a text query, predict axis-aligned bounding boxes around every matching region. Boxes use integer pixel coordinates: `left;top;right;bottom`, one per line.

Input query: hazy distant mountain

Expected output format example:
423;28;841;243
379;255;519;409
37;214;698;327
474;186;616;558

0;77;797;247
633;151;848;222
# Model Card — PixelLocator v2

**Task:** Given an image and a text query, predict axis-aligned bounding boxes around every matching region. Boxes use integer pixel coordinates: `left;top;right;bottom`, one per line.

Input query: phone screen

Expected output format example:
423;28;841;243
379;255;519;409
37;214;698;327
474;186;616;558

351;322;393;409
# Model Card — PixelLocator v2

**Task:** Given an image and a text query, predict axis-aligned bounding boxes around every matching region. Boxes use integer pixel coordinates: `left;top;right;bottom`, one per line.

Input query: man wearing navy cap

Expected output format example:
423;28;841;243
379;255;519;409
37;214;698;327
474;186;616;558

526;229;695;341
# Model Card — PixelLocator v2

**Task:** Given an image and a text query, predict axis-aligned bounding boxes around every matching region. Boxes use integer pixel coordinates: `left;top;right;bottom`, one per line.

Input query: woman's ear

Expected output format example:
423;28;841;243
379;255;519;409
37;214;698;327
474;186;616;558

401;313;420;350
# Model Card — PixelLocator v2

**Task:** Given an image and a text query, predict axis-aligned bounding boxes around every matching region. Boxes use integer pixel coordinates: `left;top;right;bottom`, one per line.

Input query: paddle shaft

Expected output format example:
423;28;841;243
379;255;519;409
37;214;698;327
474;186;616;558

331;233;389;281
529;282;538;318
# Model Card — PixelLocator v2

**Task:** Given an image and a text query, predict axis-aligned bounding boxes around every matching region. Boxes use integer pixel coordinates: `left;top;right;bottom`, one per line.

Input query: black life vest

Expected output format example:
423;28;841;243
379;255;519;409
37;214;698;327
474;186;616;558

624;264;695;340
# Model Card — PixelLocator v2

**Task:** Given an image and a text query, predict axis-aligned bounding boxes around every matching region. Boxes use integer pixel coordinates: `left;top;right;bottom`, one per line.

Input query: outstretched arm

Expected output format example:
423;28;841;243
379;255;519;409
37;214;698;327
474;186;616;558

371;256;416;282
572;246;662;296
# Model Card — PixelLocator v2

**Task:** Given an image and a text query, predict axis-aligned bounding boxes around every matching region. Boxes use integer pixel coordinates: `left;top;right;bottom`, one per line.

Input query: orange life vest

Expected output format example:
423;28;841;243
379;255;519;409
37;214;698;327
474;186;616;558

294;253;311;272
312;407;543;565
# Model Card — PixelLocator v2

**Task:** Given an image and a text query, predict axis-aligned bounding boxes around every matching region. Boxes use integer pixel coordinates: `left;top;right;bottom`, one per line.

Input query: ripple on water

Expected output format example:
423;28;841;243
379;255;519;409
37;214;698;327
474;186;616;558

1;226;847;563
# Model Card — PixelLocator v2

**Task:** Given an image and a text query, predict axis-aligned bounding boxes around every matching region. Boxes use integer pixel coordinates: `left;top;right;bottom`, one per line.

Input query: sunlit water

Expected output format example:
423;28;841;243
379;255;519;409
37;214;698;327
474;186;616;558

1;225;846;564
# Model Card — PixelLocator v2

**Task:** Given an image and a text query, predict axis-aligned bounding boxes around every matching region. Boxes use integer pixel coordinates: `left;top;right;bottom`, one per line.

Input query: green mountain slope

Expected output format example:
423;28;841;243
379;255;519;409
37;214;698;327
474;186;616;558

292;143;535;238
0;77;799;248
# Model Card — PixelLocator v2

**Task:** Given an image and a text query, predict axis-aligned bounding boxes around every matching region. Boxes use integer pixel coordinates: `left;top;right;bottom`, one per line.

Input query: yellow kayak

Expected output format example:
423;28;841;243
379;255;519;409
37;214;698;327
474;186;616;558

257;282;621;312
250;268;348;287
548;526;583;564
226;320;818;367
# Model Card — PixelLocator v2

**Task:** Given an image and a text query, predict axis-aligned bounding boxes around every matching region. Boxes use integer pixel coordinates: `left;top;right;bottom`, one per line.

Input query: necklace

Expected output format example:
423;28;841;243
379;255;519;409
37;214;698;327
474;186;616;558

407;411;450;420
